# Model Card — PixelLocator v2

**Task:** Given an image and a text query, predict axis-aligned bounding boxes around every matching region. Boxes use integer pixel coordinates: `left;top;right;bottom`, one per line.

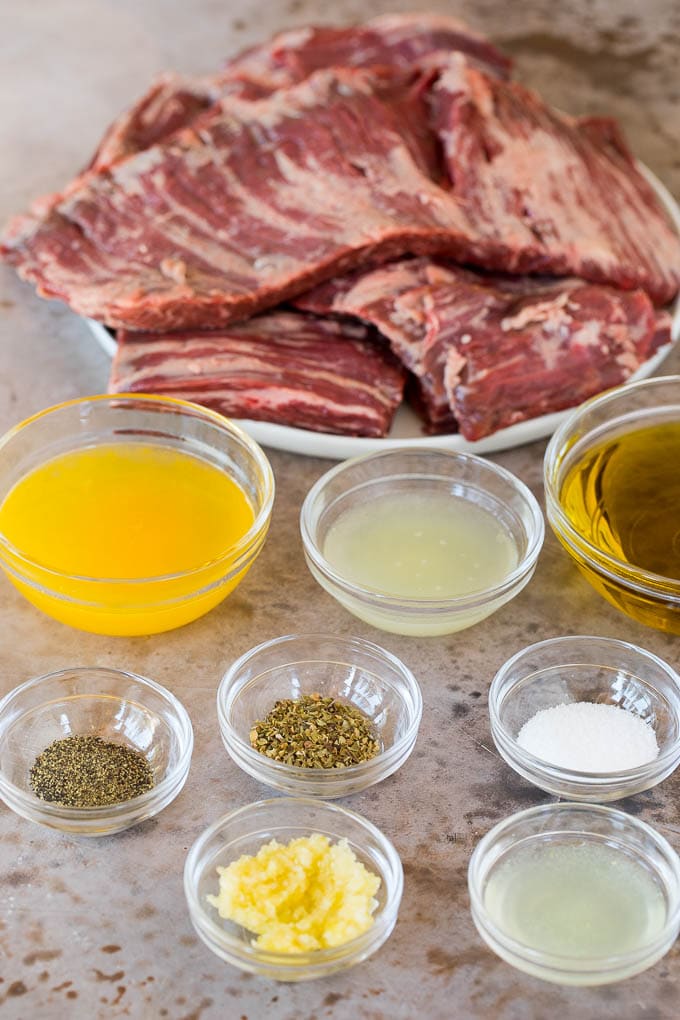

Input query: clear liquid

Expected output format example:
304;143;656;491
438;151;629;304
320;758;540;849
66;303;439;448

485;840;666;959
323;490;518;599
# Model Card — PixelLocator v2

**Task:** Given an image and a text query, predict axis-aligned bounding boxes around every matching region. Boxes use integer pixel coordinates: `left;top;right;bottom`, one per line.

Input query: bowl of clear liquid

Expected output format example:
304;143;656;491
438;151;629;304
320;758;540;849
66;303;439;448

300;449;544;636
468;802;680;985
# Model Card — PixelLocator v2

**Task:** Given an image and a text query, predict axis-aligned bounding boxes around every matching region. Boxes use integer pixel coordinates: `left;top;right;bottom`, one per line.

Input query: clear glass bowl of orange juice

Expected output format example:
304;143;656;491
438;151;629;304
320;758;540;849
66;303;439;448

0;395;274;635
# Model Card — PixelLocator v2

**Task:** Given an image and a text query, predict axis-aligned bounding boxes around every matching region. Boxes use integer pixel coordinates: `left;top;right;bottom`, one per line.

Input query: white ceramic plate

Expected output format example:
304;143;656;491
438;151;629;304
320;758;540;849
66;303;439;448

88;163;680;460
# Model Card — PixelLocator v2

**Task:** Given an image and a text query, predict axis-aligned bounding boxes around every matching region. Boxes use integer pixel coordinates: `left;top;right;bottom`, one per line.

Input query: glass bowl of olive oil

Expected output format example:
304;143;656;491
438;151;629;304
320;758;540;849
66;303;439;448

468;803;680;986
544;375;680;633
300;449;544;636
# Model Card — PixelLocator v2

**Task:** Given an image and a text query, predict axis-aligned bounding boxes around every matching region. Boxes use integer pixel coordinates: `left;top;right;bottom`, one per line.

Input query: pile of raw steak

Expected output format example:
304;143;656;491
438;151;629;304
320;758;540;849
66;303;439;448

3;14;680;439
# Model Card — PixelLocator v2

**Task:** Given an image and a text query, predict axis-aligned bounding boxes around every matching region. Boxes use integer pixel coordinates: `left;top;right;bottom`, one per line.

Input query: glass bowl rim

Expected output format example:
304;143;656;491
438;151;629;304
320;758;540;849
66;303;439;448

216;632;423;778
300;447;545;611
0;665;194;819
183;795;404;964
0;393;275;586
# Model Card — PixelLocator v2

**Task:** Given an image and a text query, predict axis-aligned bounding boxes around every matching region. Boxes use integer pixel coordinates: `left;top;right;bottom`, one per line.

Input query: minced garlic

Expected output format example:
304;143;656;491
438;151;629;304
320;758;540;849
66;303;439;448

207;832;380;953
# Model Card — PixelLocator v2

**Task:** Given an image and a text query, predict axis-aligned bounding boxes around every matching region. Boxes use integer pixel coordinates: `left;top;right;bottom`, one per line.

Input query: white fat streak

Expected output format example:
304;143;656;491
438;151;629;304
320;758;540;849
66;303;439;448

116;340;397;405
615;348;643;374
223;70;374;131
444;348;467;393
435;59;680;277
107;147;168;196
271;150;399;242
336;260;430;311
435;58;489;113
500;292;571;332
128;384;388;425
382;146;467;228
569;320;601;348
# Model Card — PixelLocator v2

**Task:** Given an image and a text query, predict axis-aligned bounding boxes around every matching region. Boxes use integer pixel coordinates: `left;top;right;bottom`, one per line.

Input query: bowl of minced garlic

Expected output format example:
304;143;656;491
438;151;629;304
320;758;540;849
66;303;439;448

184;797;403;980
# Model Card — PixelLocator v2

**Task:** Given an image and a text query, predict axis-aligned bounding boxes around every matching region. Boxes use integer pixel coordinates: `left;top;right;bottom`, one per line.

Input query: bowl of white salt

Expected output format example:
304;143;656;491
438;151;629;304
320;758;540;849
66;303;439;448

488;635;680;802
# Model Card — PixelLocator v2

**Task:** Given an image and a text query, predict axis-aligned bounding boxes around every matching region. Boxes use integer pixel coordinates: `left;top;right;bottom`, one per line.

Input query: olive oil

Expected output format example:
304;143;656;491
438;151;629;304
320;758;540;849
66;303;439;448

560;421;680;581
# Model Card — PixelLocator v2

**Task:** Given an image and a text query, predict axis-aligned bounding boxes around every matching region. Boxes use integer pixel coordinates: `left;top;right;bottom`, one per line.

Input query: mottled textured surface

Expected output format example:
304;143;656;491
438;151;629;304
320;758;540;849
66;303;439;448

1;2;680;1018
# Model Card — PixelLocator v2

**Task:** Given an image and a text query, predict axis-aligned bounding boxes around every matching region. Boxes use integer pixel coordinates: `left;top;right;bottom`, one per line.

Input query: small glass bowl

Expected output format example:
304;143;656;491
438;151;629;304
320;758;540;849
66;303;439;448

0;394;274;635
489;635;680;801
544;375;680;634
184;796;403;981
217;633;422;797
300;449;544;636
0;666;193;835
468;802;680;986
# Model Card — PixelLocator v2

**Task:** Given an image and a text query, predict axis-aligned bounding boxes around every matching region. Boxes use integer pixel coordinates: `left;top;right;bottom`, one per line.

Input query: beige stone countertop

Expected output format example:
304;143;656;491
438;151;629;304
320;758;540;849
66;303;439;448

1;2;680;1018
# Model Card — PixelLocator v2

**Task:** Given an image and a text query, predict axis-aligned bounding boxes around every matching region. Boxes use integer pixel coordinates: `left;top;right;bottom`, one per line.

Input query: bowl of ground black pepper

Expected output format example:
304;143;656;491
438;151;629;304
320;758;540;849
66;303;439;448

0;666;193;835
217;634;422;797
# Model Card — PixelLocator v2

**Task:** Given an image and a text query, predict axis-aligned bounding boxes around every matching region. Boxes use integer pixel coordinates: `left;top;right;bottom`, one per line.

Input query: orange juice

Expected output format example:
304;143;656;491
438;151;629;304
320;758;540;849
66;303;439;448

0;442;256;635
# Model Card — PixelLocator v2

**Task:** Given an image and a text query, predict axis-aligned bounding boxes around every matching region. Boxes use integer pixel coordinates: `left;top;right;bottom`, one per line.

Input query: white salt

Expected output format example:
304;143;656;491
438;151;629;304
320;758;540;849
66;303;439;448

516;701;659;772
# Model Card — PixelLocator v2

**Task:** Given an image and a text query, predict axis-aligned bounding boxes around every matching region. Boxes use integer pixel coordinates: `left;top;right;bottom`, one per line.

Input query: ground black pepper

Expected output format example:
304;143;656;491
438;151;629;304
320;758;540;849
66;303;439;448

29;735;154;807
249;693;381;768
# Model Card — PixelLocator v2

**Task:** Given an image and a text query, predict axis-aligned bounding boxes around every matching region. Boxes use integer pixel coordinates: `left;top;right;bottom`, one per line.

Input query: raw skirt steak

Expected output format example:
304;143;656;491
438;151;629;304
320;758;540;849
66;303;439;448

217;12;512;95
297;258;668;439
296;256;464;429
439;281;670;440
428;57;680;304
1;67;476;331
86;13;511;172
3;52;680;332
108;311;406;438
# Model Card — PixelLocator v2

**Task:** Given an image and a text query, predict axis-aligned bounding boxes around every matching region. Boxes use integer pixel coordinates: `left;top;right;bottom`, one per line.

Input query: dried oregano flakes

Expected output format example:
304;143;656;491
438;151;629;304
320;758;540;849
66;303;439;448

249;693;381;769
